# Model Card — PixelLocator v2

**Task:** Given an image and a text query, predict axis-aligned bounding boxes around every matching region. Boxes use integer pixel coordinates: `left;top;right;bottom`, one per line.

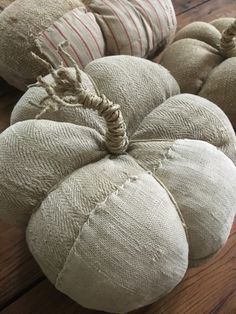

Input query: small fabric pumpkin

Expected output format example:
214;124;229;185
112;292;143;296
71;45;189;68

1;55;236;313
0;0;176;90
160;18;236;126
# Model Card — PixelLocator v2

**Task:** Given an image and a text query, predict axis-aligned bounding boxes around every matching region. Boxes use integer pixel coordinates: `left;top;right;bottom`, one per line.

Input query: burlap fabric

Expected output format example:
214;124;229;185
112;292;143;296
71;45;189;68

160;18;236;126
0;0;176;90
1;55;236;313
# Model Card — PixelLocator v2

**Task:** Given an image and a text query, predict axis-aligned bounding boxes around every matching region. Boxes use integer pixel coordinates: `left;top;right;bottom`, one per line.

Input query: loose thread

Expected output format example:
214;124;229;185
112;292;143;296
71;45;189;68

31;45;129;155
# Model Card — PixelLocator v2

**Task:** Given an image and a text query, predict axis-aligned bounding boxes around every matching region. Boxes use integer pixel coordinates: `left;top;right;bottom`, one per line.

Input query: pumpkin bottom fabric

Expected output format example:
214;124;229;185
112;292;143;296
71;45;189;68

26;154;188;313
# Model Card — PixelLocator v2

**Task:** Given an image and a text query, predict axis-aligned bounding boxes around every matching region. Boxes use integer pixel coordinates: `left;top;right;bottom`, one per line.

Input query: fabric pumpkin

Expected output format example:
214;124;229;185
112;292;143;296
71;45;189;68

1;55;236;313
0;0;176;91
160;18;236;127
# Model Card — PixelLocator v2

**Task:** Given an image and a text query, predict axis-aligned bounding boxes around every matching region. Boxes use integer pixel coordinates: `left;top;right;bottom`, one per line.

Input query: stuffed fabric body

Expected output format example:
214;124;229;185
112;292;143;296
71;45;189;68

160;18;236;126
0;0;176;90
1;55;236;313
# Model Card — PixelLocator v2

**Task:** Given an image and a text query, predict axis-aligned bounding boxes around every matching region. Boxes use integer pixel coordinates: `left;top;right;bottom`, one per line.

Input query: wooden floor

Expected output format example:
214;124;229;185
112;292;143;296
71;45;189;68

1;0;236;313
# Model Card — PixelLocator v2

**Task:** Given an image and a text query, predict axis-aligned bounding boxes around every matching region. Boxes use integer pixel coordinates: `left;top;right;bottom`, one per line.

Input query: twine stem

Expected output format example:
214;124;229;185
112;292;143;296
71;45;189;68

31;46;129;155
220;19;236;57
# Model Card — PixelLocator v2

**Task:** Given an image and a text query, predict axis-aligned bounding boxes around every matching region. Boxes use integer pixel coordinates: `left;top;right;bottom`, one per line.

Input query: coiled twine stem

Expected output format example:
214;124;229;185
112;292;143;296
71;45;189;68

220;19;236;57
31;43;129;155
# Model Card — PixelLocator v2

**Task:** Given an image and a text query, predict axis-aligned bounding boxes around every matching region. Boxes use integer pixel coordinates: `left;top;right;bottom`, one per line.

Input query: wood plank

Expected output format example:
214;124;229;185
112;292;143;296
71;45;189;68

0;280;97;314
0;222;43;310
1;221;236;314
176;0;236;30
0;79;21;133
173;0;211;16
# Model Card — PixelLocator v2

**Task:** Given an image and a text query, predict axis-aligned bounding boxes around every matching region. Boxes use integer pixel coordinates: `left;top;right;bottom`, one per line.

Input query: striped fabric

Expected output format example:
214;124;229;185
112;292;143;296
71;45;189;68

36;6;105;68
36;0;176;68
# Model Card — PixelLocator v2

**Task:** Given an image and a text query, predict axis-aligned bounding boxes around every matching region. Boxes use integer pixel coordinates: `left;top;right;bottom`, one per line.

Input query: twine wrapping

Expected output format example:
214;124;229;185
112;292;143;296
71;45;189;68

31;44;129;155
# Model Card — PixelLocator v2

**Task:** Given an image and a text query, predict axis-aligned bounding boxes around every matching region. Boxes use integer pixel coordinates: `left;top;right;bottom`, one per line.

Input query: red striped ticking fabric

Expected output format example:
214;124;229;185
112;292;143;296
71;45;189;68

36;7;105;68
36;0;176;69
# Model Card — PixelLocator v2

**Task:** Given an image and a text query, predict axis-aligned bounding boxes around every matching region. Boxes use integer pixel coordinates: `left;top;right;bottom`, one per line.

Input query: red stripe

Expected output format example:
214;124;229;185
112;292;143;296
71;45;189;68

146;0;163;40
132;0;154;42
53;23;85;68
42;31;69;67
84;5;120;54
157;0;171;30
63;16;94;61
53;24;85;68
117;0;143;56
104;0;133;55
165;1;176;28
72;11;103;56
103;17;120;54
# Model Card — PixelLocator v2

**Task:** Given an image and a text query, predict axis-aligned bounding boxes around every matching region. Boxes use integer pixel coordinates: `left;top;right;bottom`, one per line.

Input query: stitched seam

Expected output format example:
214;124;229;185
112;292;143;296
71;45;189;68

55;174;143;298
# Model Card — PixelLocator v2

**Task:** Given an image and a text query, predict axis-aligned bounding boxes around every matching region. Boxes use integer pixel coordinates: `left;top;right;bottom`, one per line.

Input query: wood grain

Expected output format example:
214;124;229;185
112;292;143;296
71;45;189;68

0;0;236;313
176;0;236;30
0;222;43;310
173;0;211;15
1;221;236;314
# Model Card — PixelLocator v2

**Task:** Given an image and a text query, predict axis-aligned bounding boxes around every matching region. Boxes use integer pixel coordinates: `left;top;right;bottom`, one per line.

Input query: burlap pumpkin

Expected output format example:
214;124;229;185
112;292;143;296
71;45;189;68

1;55;236;313
160;18;236;126
0;0;176;90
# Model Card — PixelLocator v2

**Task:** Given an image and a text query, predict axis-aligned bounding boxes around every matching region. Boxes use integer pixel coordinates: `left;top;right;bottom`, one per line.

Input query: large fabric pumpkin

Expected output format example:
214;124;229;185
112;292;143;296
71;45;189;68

160;18;236;126
1;55;236;313
0;0;176;90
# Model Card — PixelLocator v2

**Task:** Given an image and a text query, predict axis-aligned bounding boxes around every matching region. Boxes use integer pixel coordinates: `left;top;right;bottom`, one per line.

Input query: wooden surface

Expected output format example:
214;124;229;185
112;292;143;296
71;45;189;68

0;0;236;313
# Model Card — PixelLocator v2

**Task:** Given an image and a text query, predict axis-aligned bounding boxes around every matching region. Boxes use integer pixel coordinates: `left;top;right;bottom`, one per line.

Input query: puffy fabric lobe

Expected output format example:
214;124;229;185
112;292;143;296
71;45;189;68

27;155;188;313
10;68;107;135
199;57;236;125
84;0;176;57
211;17;236;33
160;17;236;126
0;120;106;226
11;56;180;137
129;139;236;264
132;93;236;163
174;21;221;49
161;38;223;94
0;0;176;90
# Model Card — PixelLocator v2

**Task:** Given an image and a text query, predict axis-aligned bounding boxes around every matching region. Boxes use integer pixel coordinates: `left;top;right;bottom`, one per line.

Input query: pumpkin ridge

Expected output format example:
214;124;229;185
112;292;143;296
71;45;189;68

54;174;146;296
129;144;189;240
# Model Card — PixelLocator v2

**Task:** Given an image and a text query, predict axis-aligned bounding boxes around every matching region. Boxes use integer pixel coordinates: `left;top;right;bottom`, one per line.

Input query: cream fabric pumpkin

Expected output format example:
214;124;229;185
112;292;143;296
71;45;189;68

160;18;236;126
0;0;176;90
1;55;236;313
